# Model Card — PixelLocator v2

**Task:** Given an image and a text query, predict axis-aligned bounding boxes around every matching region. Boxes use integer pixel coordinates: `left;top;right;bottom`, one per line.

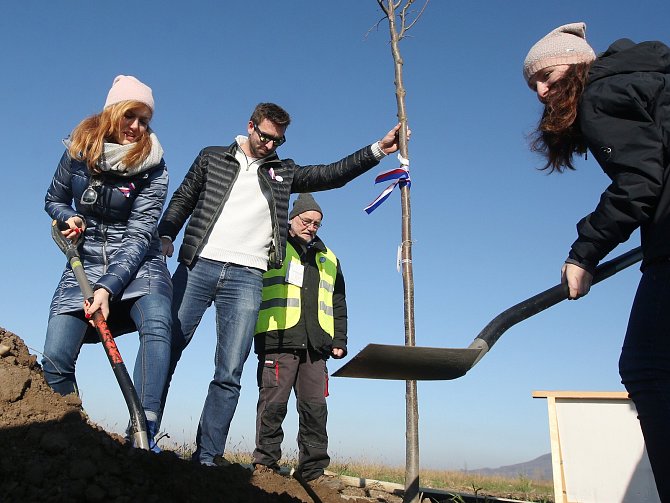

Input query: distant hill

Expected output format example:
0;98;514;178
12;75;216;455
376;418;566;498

468;453;552;481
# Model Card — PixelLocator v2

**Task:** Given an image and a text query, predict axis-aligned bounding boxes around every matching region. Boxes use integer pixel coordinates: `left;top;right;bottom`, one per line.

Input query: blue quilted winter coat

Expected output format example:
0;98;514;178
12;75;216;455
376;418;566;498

45;149;172;335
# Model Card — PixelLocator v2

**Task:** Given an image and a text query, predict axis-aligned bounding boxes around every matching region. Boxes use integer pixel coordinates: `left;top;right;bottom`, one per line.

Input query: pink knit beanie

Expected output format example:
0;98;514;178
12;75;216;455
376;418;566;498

523;22;596;85
104;75;154;111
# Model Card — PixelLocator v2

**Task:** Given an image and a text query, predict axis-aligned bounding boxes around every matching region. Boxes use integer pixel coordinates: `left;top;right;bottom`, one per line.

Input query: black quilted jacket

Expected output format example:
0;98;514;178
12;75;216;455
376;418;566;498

569;38;670;271
157;142;379;268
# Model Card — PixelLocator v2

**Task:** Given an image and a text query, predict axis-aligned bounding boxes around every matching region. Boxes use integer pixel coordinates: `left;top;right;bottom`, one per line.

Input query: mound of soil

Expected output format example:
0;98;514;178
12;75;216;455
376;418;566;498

0;327;399;503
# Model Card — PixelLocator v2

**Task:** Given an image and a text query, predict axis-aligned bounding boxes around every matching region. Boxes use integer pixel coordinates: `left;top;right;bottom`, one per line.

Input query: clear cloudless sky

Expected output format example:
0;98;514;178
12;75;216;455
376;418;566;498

2;0;669;471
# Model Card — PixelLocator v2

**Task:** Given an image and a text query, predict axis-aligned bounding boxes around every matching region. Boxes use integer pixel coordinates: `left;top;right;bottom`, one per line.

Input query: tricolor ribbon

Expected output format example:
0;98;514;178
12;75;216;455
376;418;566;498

364;154;411;214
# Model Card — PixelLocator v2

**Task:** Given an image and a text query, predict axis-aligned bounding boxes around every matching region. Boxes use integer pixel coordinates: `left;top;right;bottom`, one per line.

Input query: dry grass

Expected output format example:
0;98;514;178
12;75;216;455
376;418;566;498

159;441;554;502
227;450;553;502
328;458;553;502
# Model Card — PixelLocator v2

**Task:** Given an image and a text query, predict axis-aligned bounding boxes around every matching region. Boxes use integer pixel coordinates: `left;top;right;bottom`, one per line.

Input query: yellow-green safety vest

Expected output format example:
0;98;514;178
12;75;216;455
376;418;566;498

255;243;337;336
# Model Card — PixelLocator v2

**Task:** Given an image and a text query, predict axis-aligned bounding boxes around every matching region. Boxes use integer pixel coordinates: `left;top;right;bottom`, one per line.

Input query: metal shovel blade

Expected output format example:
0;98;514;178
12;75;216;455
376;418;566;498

334;247;642;382
332;343;482;380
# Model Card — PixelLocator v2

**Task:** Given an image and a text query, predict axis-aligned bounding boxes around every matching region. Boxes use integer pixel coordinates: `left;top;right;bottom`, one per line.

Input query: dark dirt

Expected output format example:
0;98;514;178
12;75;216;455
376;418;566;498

0;327;403;503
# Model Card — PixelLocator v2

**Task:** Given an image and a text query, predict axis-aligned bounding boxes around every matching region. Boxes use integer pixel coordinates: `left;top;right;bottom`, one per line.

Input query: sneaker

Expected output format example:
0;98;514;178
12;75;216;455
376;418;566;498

307;474;346;491
125;421;162;453
146;420;161;454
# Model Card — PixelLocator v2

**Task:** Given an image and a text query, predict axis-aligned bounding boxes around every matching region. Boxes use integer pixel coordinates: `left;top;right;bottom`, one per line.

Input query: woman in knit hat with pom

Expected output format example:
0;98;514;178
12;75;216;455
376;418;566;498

523;23;670;500
43;75;171;453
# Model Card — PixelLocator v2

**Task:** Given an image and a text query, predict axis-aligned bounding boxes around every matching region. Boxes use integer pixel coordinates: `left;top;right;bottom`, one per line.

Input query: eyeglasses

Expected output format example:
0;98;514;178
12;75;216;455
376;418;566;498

253;123;286;147
298;215;322;229
80;178;102;205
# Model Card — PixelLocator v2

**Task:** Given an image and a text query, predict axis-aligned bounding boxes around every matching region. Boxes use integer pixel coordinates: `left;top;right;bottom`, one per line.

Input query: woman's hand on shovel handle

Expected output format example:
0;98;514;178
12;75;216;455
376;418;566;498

561;263;593;300
84;288;110;325
63;216;86;241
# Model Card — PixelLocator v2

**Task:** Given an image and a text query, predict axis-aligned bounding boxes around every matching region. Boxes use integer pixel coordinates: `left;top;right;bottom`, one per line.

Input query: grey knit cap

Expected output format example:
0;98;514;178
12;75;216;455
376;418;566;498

289;193;323;219
523;22;596;85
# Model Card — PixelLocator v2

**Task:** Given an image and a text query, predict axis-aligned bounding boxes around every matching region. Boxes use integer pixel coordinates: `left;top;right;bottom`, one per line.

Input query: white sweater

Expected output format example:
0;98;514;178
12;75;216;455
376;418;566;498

199;136;273;271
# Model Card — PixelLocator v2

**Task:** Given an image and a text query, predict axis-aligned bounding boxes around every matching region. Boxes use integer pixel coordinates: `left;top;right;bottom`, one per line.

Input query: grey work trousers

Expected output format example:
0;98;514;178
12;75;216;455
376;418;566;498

252;350;329;481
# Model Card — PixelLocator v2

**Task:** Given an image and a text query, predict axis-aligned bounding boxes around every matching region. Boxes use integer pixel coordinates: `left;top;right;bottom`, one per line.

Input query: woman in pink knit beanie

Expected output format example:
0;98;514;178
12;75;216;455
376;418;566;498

42;75;171;454
524;23;670;501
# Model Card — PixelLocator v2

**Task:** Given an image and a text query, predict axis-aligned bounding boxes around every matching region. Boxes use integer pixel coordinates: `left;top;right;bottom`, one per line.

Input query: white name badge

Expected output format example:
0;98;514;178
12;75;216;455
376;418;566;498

286;261;304;287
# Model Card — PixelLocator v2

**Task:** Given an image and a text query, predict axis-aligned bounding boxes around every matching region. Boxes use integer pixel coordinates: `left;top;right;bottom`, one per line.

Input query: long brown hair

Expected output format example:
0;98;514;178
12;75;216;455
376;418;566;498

530;63;592;173
68;101;153;172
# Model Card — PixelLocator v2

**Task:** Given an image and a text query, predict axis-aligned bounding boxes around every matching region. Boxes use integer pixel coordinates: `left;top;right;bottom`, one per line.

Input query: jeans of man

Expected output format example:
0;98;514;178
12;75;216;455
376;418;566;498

253;350;329;481
164;258;263;465
619;261;670;502
42;292;172;419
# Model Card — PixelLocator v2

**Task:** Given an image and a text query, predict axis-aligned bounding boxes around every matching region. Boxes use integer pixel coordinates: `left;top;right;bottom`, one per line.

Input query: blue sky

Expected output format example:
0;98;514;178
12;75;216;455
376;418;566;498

1;1;668;470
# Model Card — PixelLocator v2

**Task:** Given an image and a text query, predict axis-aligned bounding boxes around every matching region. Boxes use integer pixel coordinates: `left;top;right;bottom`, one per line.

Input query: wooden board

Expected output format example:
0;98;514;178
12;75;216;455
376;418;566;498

533;390;659;503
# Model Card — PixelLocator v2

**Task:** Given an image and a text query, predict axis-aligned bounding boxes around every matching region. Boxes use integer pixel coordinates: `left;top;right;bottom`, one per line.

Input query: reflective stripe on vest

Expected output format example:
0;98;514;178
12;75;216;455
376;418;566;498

315;248;336;336
255;243;337;337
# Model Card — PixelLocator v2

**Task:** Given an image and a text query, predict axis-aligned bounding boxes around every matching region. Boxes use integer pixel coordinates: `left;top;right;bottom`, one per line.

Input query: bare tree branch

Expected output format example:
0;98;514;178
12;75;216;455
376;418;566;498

403;0;429;33
388;0;430;40
365;15;388;40
400;0;415;22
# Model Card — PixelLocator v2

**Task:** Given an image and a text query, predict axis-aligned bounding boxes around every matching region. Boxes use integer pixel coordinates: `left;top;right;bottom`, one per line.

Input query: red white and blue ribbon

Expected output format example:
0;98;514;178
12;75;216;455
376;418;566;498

364;154;411;214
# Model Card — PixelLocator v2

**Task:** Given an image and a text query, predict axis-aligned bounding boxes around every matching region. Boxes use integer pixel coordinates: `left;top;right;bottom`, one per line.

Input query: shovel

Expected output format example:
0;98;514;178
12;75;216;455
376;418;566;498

333;246;643;381
51;220;150;449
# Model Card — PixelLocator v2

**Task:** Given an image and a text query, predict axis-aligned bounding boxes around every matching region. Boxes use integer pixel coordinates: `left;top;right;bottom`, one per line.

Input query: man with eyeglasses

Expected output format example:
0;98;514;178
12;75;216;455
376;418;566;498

252;193;346;489
156;102;403;466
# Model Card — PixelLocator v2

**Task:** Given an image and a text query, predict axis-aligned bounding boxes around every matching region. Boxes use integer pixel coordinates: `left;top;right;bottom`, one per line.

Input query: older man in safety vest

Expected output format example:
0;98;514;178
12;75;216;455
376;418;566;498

252;193;346;489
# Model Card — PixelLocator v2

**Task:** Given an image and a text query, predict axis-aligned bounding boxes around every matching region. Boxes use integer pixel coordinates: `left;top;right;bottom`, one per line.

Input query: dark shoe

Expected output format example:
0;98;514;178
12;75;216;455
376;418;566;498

213;455;232;467
307;474;346;491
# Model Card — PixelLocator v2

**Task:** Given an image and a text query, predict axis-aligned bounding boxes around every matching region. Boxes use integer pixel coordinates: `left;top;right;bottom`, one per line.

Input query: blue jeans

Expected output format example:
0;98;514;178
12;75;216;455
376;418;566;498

619;261;670;502
42;293;172;418
165;258;263;465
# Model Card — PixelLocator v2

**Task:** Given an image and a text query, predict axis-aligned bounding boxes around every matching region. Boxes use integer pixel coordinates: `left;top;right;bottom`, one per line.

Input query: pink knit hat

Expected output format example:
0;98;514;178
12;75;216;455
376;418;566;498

104;75;154;111
523;22;596;85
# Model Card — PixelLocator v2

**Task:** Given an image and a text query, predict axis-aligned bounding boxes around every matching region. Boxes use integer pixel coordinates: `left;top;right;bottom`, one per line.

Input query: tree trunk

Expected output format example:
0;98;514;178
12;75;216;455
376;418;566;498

382;2;419;502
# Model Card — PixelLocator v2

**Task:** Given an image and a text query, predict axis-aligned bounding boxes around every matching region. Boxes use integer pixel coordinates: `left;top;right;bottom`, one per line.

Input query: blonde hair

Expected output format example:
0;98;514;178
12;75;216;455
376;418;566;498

68;101;153;172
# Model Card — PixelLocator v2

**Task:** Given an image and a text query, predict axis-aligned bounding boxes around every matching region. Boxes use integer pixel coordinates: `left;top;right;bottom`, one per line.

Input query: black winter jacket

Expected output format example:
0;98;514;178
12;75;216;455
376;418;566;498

570;39;670;271
253;234;347;358
157;142;379;269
